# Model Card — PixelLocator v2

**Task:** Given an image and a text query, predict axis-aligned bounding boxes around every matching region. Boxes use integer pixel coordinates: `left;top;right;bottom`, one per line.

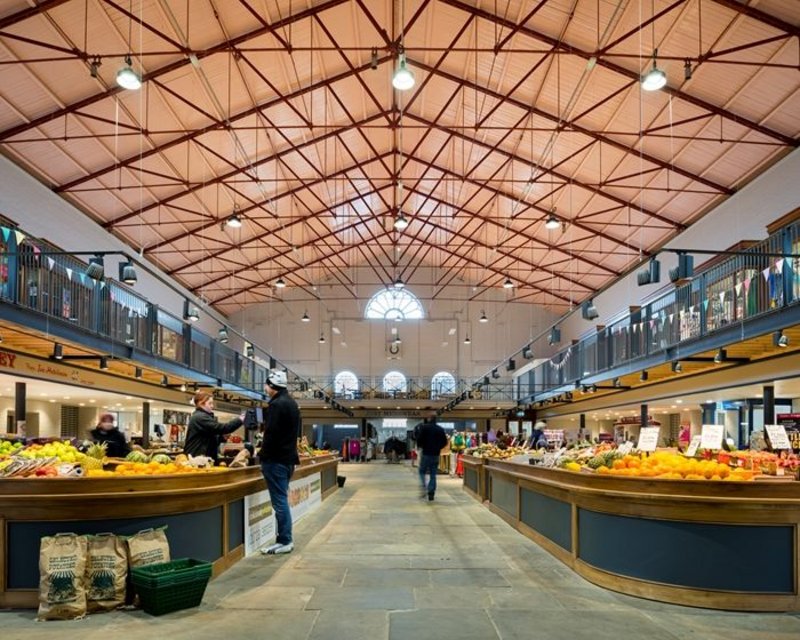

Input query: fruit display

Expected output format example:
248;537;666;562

0;440;24;458
0;440;232;478
468;444;528;459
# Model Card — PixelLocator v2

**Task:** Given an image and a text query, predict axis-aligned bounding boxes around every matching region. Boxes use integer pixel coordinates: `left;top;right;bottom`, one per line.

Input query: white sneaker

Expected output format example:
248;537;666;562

269;543;294;555
260;543;283;555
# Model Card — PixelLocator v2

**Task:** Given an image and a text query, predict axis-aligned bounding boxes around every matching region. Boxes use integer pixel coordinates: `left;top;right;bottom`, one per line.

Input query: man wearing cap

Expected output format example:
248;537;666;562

259;370;301;555
529;420;548;449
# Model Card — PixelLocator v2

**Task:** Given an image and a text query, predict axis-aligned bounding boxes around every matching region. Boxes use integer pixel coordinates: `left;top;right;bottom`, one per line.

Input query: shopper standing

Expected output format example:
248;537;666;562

416;414;448;501
260;370;301;555
90;413;130;458
185;391;243;462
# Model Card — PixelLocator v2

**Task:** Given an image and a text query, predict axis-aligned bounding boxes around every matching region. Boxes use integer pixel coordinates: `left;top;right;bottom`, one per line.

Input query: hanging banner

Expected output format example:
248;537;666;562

744;277;751;293
719;291;725;303
243;489;275;556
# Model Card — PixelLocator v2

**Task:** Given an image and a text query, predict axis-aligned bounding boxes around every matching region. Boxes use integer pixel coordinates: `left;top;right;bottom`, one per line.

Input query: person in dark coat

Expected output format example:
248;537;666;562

259;370;301;555
90;412;130;458
184;390;243;462
416;414;448;501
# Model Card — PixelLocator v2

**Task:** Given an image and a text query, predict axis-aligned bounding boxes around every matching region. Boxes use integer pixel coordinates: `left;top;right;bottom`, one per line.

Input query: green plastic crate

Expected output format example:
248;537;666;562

130;558;212;616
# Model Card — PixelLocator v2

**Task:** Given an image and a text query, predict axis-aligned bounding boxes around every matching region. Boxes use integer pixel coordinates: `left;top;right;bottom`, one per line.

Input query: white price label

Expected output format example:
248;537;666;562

685;435;702;457
617;441;634;456
764;424;792;450
637;427;660;452
700;424;724;450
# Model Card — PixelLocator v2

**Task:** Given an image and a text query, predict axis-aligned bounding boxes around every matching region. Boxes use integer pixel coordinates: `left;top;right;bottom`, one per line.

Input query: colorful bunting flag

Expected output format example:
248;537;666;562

0;227;9;243
13;230;25;245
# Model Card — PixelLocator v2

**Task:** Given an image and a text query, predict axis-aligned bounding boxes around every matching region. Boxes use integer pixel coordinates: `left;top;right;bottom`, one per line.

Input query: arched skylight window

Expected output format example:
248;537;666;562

382;370;407;393
365;288;424;320
334;371;359;398
431;371;456;398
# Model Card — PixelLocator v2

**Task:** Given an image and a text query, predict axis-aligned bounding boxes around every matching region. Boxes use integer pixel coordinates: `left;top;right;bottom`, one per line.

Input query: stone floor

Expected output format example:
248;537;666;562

3;462;800;639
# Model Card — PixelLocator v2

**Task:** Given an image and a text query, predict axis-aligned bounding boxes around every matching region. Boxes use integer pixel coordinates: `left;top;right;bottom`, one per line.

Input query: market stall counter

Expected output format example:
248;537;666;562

469;458;800;612
0;454;339;608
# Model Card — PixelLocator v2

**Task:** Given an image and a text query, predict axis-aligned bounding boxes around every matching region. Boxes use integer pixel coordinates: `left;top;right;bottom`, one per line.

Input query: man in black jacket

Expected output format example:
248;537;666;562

416;414;448;501
259;370;301;555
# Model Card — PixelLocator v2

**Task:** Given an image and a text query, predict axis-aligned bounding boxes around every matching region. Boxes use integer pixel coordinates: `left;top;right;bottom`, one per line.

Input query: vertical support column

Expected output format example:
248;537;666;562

702;402;717;425
640;403;648;434
579;413;586;441
142;401;150;449
14;382;26;436
763;384;775;425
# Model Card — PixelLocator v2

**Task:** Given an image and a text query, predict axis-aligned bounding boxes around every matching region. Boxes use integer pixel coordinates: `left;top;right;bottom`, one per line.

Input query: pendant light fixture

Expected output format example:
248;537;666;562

641;49;667;91
301;311;311;322
463;334;471;345
392;49;415;91
544;211;560;230
394;212;409;231
218;327;229;343
275;277;286;288
393;277;405;289
503;277;514;289
319;333;326;344
118;261;138;285
479;310;489;323
226;212;243;228
116;55;141;90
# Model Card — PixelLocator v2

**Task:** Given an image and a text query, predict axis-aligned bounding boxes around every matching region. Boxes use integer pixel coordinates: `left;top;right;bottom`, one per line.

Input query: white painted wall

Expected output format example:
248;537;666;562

0;398;61;437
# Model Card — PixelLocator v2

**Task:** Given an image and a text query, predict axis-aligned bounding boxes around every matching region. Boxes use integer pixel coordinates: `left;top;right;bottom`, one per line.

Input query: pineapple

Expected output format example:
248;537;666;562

82;442;107;472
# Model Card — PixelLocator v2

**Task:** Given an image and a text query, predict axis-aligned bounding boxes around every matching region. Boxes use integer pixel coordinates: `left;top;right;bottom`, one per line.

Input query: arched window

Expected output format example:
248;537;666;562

382;370;407;394
334;371;359;399
431;371;456;399
365;288;424;320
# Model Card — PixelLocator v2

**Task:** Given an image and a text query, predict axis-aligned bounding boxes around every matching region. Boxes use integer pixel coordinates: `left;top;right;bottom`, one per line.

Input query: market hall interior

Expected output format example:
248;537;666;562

2;462;799;640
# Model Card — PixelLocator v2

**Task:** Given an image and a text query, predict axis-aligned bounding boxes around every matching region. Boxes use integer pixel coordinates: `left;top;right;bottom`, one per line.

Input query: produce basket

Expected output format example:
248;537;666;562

130;558;212;616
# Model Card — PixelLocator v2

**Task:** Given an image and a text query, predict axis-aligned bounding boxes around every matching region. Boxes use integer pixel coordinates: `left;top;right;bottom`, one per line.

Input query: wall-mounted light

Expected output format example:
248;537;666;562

53;343;64;360
671;361;682;373
118;261;137;285
774;330;789;348
218;327;229;343
183;300;200;322
86;255;105;280
581;300;599;321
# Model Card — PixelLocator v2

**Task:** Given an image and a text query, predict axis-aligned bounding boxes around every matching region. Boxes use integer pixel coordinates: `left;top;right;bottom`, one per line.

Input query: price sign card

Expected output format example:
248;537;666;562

685;435;702;457
764;424;792;450
617;441;634;456
637;427;660;452
700;424;724;450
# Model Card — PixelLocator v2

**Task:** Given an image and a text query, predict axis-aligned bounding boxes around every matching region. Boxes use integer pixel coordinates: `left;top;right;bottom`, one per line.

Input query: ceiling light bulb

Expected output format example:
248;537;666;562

641;54;667;91
394;278;405;289
116;56;141;90
392;53;415;91
394;213;409;230
301;311;311;322
226;213;242;228
544;212;560;230
275;277;286;288
479;311;488;323
503;277;514;289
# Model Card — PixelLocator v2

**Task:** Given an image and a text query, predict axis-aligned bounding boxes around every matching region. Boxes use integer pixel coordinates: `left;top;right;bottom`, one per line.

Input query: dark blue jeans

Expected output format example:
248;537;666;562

261;462;294;544
419;454;439;495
